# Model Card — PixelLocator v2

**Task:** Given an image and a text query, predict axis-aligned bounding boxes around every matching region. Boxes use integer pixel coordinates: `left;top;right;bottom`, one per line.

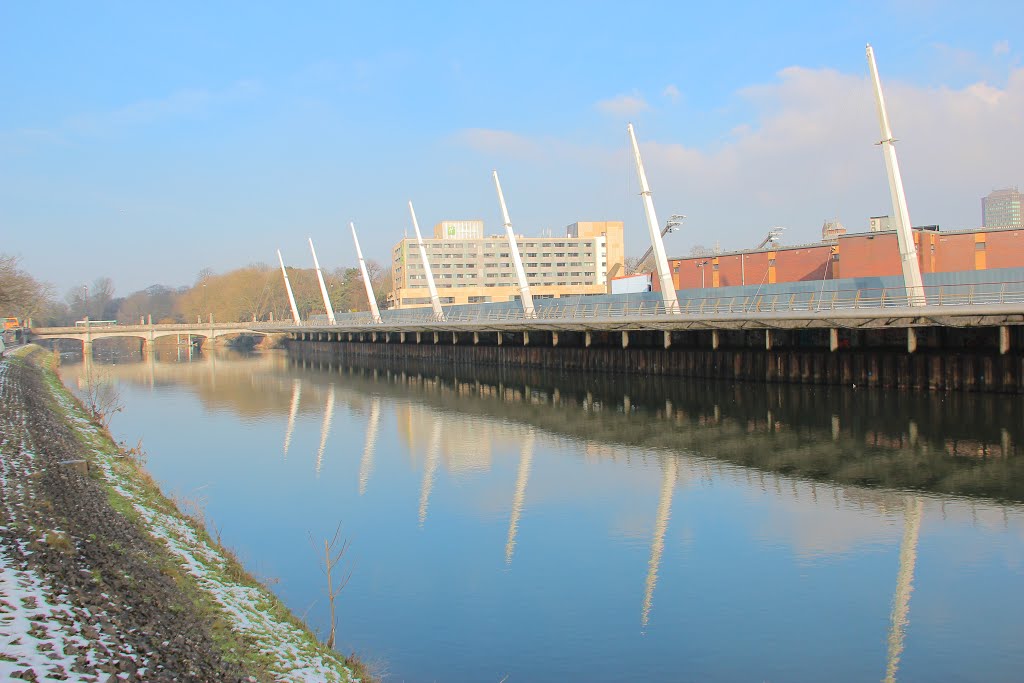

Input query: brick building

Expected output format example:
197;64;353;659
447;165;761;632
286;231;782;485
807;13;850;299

654;225;1024;291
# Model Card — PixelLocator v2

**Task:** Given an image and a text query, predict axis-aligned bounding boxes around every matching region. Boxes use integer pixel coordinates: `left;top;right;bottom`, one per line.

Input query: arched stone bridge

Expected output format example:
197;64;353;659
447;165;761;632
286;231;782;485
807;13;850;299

30;321;292;349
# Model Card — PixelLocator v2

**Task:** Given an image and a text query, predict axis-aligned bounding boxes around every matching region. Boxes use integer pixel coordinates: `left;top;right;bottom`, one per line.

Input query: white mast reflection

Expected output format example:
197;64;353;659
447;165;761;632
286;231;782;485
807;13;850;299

358;397;382;495
884;496;923;683
315;385;336;476
283;379;302;459
418;418;443;527
642;455;679;629
505;430;536;565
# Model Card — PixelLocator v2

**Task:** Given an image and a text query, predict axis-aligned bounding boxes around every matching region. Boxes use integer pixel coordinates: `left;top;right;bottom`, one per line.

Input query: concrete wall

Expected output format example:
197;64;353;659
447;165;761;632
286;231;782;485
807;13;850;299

290;330;1024;393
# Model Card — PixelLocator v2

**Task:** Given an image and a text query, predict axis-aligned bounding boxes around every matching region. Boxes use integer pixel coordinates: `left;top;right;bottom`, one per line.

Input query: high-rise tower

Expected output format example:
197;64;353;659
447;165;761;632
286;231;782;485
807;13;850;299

982;187;1023;229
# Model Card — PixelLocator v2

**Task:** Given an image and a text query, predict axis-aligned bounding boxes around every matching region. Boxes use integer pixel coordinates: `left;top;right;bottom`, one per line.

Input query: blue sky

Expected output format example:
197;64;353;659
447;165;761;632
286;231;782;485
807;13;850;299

2;1;1021;295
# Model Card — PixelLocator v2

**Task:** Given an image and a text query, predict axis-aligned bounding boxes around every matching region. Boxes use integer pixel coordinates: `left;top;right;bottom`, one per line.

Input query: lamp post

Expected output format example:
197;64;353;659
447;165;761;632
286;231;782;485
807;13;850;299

696;260;708;289
81;285;88;321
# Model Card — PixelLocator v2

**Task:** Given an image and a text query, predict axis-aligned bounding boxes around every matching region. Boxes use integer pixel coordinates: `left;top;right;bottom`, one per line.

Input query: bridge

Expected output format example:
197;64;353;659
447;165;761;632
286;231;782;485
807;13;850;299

28;280;1024;392
270;280;1024;355
265;280;1024;393
30;319;287;350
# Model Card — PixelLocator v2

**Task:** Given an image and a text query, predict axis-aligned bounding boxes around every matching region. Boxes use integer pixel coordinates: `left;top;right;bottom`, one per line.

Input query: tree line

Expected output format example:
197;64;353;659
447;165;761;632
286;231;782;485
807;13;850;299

0;252;391;326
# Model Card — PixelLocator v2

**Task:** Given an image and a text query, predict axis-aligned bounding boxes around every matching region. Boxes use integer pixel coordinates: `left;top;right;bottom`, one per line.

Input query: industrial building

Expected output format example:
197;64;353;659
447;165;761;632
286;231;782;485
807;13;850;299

389;220;624;309
647;223;1024;292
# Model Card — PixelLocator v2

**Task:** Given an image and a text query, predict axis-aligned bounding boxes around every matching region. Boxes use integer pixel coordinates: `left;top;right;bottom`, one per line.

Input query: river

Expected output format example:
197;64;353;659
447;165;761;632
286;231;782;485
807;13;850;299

59;347;1024;683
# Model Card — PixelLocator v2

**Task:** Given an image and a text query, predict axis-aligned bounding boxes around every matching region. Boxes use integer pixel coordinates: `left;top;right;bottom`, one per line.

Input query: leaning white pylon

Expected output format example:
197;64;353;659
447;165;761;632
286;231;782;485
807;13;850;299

866;44;926;306
276;249;302;324
349;222;383;324
408;201;445;320
308;237;336;324
492;170;535;317
628;123;679;313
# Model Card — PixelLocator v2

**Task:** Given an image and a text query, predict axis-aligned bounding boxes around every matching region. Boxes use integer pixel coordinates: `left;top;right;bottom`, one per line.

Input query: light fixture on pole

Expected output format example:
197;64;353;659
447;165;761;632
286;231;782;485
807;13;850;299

696;260;709;289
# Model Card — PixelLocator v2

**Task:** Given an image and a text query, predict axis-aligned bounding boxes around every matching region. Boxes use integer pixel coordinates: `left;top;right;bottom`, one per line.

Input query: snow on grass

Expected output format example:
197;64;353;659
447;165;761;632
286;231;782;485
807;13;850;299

55;374;358;682
0;353;133;682
0;549;131;682
2;350;361;682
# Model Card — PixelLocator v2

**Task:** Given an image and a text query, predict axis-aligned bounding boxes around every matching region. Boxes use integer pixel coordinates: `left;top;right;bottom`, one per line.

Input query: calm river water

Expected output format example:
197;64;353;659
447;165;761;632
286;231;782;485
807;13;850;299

60;348;1024;683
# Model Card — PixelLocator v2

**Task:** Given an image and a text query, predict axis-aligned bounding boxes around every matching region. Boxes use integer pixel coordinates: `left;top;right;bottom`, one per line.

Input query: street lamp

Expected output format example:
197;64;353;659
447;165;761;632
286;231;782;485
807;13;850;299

81;285;88;321
634;214;687;274
696;260;709;288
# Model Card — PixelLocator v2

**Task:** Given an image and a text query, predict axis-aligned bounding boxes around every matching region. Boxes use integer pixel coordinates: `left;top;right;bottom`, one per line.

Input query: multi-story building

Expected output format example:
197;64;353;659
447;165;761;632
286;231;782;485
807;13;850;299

982;187;1023;229
389;220;624;309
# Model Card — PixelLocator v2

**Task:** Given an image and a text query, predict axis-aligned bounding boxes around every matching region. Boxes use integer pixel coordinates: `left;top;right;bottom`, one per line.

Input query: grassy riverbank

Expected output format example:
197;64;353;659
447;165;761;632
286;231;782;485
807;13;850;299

0;345;370;682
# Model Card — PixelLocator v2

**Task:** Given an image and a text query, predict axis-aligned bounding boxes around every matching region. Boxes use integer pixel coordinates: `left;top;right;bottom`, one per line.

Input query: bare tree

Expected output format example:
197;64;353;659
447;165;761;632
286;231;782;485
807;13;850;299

82;364;123;429
309;523;351;650
0;253;54;320
89;277;117;319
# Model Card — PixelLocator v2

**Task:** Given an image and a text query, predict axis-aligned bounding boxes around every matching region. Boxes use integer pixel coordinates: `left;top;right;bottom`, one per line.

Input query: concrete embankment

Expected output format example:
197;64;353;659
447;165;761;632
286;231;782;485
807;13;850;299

0;346;366;683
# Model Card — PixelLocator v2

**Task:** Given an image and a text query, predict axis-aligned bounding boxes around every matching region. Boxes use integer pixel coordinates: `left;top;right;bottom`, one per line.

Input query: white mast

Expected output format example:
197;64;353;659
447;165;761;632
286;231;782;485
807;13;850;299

276;249;302;324
408;201;445;320
308;237;336;324
349;221;383;323
866;44;926;306
628;123;679;312
492;170;535;317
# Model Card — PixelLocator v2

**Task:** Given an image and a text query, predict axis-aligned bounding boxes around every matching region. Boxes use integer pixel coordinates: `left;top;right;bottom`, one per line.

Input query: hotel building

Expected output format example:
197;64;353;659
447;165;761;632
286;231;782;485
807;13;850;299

389;220;624;309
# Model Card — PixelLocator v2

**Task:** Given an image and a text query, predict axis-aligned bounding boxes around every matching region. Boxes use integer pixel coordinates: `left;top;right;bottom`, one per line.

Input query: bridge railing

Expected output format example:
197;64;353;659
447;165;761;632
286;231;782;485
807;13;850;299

34;281;1024;334
31;321;289;334
316;280;1024;327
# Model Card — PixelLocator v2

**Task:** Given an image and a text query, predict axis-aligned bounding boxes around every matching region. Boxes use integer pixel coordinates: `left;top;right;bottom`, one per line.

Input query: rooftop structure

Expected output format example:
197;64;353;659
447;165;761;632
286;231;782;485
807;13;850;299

822;219;847;240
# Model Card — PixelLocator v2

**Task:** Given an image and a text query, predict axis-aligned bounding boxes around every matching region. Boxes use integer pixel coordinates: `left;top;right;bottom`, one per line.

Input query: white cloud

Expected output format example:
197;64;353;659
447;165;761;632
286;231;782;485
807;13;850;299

595;93;649;117
662;84;682;102
453;128;546;160
64;80;263;134
639;63;1024;241
442;54;1024;260
994;39;1011;57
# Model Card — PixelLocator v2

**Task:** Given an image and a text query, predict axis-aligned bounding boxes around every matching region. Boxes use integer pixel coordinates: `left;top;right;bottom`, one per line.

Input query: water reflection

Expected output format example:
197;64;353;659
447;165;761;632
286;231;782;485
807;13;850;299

642;456;677;629
886;496;922;683
417;418;442;527
283;379;301;458
358;398;381;495
505;430;534;565
316;386;335;476
56;349;1024;683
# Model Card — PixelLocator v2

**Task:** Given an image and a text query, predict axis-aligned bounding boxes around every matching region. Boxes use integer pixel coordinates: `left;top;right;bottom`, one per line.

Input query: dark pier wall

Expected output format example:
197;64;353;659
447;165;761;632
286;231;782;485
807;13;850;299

287;325;1024;393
